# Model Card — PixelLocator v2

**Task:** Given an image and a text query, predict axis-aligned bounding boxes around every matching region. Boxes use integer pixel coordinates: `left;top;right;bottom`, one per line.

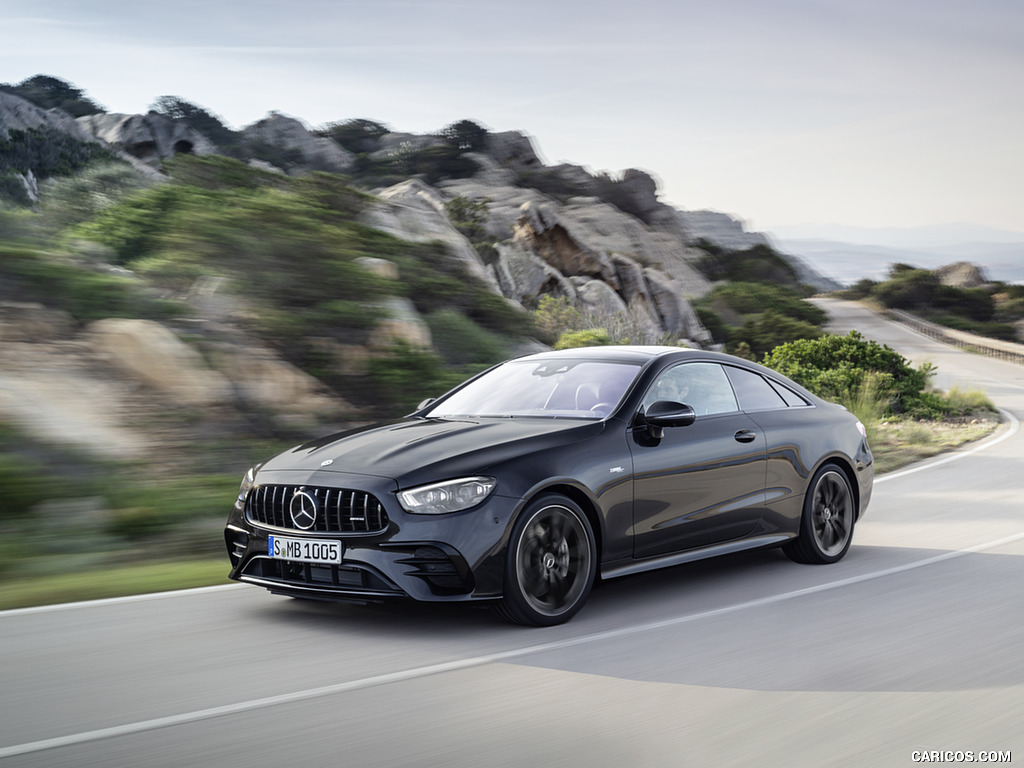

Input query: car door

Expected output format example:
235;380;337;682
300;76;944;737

629;361;768;558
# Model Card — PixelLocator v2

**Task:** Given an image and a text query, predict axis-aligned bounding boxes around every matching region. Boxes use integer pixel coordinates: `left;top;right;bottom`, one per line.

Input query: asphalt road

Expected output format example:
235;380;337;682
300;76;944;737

2;299;1022;768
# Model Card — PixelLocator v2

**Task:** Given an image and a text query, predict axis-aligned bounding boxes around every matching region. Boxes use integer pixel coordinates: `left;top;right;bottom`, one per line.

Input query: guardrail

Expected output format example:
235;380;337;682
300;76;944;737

886;309;1024;366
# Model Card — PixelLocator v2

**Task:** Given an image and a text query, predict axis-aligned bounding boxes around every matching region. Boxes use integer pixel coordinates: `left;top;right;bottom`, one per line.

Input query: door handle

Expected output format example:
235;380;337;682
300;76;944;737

734;429;757;443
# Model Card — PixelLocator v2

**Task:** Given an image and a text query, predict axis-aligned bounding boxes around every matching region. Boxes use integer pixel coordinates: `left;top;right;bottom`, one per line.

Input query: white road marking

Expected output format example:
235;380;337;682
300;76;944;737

4;528;1024;759
0;584;245;618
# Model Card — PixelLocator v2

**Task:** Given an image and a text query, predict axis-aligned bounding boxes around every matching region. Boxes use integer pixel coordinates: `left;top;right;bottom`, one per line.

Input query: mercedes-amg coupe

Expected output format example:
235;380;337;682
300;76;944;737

225;346;873;625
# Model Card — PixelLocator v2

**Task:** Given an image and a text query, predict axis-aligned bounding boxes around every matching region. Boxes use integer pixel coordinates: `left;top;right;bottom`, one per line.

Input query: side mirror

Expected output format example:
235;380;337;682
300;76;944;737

416;398;437;412
642;400;696;439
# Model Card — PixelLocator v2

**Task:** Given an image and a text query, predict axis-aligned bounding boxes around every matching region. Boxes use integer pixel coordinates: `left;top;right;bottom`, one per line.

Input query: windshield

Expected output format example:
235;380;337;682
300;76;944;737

424;359;642;419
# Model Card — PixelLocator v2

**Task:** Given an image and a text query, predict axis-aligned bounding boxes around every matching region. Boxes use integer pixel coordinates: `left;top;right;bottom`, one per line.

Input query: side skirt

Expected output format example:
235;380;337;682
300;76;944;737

601;534;792;581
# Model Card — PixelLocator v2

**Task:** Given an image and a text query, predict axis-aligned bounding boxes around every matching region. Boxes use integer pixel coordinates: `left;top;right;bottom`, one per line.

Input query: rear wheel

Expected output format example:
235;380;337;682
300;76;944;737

495;495;596;626
784;465;855;564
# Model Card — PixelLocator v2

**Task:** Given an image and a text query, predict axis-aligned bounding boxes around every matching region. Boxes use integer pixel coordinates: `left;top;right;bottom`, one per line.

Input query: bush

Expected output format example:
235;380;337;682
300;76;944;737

426;310;508;366
533;295;584;343
0;454;56;519
700;282;827;326
366;341;472;415
0;75;104;117
317;119;390;154
554;328;614;349
0;127;114;181
729;310;821;358
36;161;152;230
762;331;937;416
0;245;183;321
694;242;802;287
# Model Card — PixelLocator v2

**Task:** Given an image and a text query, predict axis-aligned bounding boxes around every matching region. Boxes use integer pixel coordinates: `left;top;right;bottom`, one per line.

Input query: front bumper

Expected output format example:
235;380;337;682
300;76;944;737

225;469;519;603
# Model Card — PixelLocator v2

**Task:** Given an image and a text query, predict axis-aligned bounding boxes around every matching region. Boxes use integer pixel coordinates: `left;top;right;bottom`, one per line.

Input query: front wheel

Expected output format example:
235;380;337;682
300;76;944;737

495;495;596;626
784;465;855;564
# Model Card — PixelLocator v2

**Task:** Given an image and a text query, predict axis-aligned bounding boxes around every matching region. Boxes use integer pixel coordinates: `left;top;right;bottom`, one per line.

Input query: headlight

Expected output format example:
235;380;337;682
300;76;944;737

237;466;257;502
398;476;496;515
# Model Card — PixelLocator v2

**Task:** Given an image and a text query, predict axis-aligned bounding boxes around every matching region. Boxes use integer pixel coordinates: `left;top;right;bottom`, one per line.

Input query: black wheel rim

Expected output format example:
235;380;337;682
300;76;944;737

515;505;591;617
811;470;853;557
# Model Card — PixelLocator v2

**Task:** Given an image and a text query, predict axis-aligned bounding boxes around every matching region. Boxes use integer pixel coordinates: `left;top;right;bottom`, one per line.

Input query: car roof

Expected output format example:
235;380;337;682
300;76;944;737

516;346;727;365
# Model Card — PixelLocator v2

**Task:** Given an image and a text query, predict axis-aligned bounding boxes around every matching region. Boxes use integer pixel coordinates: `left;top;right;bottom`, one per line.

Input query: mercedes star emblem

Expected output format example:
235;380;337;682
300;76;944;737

289;490;318;530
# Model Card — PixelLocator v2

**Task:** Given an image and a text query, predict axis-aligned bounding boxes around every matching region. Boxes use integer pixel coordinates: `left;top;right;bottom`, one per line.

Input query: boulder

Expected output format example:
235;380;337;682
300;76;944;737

88;318;232;407
513;201;620;287
462;152;518;186
76;112;216;164
216;345;354;420
485;131;542;171
574;278;629;319
362;179;498;289
616;169;661;219
935;261;990;289
493;244;576;305
241;112;354;172
644;268;712;344
0;91;92;140
367;296;432;350
346;256;434;350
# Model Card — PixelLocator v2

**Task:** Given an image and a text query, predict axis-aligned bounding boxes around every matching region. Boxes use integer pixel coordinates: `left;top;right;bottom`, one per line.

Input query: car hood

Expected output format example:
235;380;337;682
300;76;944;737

258;417;606;487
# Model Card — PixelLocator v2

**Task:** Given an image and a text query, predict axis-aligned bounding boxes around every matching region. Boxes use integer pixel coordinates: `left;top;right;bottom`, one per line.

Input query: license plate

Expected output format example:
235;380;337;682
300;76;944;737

268;536;342;564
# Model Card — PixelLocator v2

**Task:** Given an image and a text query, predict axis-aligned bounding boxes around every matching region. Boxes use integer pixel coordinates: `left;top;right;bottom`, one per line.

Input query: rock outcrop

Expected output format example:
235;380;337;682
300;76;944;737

936;261;990;289
76;112;217;165
504;202;711;344
677;209;841;291
241;112;355;173
0;91;92;140
361;178;500;290
88;318;233;407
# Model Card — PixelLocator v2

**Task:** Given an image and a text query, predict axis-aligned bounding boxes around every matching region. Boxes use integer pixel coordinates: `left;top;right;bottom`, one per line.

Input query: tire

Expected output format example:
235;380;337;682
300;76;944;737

494;495;597;626
784;464;855;565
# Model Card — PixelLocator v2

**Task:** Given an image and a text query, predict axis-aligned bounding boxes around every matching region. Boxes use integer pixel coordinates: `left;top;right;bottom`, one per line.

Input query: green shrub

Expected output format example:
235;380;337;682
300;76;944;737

554;328;614;349
0;454;56;519
105;475;240;539
0;127;114;181
762;331;936;416
366;341;472;415
694;242;802;287
729;310;821;358
702;282;827;326
426;310;508;366
0;245;183;321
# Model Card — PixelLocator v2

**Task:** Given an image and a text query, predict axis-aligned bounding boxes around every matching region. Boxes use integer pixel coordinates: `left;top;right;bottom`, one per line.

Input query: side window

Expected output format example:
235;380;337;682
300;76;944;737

725;366;788;412
767;379;810;407
643;362;738;416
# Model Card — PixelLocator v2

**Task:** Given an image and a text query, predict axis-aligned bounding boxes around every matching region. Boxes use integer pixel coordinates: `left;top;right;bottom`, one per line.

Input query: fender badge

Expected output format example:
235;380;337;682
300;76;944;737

320;459;334;467
609;466;624;474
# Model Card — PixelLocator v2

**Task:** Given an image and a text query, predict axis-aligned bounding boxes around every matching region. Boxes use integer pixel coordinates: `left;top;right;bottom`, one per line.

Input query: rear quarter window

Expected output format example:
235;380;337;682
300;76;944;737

725;366;789;412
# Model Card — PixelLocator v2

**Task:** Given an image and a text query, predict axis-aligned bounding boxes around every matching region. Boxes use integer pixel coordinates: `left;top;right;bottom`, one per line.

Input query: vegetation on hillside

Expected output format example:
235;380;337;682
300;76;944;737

842;264;1024;342
689;241;827;358
0;74;105;117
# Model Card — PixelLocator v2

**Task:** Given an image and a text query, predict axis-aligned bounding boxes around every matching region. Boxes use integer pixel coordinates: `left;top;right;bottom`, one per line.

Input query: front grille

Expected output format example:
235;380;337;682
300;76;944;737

245;485;389;534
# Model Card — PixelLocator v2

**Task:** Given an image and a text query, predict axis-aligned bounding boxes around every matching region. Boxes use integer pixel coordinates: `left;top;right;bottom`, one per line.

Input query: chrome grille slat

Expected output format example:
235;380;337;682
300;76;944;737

245;485;389;534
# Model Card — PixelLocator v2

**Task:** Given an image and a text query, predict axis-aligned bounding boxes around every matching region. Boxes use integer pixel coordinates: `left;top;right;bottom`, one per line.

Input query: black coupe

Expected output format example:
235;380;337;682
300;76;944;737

225;346;873;625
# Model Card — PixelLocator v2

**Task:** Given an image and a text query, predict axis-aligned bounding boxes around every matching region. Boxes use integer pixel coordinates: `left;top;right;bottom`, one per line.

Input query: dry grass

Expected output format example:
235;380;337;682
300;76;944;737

870;413;1001;474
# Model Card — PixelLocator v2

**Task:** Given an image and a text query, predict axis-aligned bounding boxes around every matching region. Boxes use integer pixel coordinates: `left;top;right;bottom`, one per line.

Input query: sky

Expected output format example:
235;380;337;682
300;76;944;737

3;0;1023;240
